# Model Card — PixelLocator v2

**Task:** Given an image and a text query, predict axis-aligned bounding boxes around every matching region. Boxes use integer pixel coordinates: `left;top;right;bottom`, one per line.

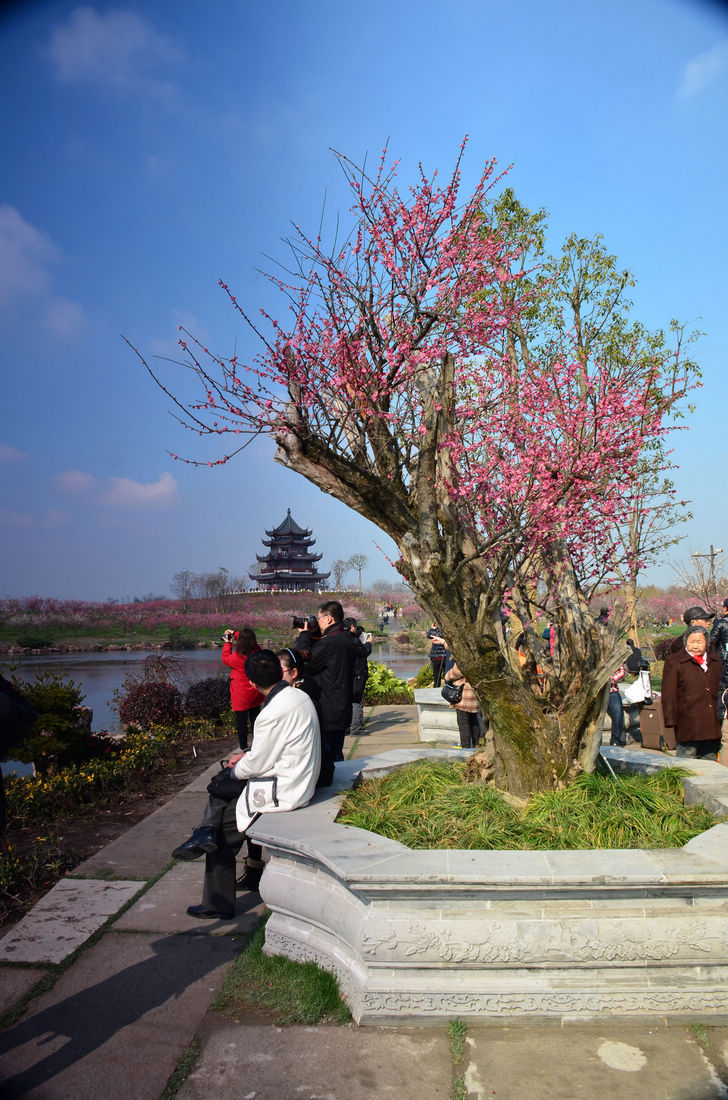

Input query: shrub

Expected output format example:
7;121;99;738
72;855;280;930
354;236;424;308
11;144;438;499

4;717;222;826
184;677;231;720
412;662;434;688
118;681;183;728
15;635;53;649
363;662;414;705
10;673;88;773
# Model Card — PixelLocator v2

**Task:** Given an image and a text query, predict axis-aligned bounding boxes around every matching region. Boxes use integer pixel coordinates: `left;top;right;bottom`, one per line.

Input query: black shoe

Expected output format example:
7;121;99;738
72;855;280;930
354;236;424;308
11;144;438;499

187;904;235;920
236;864;263;892
172;827;218;861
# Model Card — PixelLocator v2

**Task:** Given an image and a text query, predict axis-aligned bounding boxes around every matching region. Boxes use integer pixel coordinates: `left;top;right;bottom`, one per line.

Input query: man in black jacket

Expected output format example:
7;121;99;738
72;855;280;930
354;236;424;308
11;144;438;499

305;600;357;785
711;599;728;662
669;606;717;654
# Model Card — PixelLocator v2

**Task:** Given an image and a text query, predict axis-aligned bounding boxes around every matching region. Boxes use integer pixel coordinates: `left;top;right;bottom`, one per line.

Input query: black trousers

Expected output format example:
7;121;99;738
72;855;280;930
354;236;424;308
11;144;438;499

200;797;261;914
456;710;480;749
431;656;446;687
234;706;259;751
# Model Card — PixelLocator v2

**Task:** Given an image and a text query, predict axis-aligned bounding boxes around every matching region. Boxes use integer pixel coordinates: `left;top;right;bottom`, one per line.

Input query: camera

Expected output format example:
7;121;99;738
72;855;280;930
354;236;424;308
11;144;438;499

292;615;316;630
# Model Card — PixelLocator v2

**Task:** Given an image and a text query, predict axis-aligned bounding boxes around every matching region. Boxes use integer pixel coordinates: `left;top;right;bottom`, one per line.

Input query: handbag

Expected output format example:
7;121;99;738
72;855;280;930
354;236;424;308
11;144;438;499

207;761;247;801
620;670;653;706
441;680;463;705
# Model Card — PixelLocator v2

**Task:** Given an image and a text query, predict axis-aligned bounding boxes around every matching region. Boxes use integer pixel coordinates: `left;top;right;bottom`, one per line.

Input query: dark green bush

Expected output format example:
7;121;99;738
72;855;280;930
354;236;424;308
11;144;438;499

15;635;53;649
362;662;414;704
11;673;87;773
184;677;230;719
412;662;434;688
118;680;183;728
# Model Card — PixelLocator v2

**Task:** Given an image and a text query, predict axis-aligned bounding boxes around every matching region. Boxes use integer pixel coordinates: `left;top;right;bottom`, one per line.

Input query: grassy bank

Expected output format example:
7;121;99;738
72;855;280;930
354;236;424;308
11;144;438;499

0;593;427;653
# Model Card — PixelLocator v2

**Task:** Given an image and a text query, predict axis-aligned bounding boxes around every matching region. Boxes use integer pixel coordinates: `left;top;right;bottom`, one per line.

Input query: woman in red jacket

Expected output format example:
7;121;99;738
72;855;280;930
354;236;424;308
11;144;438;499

222;627;264;750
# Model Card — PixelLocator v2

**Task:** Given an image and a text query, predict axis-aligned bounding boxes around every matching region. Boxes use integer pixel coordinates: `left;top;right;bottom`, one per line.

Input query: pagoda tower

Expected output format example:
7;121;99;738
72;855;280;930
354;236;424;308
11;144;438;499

250;510;331;591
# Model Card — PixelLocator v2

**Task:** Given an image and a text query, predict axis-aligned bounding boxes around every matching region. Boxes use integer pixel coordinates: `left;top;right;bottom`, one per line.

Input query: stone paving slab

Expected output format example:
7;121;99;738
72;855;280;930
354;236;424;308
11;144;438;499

0;968;50;1017
115;860;265;934
462;1024;728;1099
177;1021;453;1099
0;878;142;965
0;930;240;1100
72;790;205;879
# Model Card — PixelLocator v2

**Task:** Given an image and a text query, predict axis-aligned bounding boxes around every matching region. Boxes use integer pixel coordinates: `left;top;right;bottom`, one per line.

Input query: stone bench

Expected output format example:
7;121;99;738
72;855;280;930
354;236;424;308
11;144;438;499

248;746;728;1026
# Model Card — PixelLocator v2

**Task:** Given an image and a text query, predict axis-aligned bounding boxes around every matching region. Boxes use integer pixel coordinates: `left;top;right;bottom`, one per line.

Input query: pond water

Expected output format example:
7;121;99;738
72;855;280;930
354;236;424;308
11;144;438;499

2;642;427;732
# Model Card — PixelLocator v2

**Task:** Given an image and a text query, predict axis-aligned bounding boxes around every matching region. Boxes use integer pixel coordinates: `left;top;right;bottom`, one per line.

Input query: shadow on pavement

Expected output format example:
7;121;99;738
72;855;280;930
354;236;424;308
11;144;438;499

0;932;239;1097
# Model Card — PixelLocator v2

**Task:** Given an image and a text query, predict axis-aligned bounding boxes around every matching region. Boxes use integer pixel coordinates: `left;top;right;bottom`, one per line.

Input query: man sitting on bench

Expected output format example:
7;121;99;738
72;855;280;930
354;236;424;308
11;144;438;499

173;648;321;920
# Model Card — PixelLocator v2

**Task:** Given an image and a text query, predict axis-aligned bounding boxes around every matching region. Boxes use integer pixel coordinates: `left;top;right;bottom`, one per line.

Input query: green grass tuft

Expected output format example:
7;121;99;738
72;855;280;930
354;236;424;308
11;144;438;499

448;1017;468;1064
160;1038;201;1099
213;918;351;1026
337;761;717;850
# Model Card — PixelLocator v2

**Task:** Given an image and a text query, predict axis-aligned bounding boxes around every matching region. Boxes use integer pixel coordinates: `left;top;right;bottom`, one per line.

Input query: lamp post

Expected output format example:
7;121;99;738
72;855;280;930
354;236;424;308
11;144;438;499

691;546;724;612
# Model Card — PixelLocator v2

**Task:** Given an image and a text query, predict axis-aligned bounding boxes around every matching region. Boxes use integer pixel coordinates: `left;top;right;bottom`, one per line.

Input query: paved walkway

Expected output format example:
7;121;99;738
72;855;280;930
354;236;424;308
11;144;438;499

1;707;728;1098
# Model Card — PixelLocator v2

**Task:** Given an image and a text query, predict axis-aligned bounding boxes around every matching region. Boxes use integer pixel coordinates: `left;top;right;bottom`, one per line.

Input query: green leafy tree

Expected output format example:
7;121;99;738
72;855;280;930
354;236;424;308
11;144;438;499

479;191;700;645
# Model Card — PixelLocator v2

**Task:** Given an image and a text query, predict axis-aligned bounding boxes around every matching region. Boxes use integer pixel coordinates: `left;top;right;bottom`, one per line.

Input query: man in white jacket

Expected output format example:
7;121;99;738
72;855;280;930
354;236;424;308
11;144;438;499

179;649;321;920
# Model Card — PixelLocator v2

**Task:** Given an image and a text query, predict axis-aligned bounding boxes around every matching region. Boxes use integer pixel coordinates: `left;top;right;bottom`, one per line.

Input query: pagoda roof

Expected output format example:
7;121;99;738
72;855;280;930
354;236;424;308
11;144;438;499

265;509;312;538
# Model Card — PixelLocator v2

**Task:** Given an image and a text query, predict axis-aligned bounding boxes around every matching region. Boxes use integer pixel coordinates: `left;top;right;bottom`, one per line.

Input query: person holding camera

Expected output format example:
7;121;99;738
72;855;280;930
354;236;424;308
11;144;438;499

305;600;358;785
291;614;322;662
343;617;372;737
222;627;264;751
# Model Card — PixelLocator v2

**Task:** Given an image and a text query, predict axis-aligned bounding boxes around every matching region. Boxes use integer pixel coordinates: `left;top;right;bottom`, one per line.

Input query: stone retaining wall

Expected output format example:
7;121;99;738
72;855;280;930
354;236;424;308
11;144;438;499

248;747;728;1025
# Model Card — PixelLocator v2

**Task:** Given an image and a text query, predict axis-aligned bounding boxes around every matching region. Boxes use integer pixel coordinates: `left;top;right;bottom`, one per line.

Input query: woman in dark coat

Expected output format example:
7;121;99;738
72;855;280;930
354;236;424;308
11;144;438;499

661;625;722;759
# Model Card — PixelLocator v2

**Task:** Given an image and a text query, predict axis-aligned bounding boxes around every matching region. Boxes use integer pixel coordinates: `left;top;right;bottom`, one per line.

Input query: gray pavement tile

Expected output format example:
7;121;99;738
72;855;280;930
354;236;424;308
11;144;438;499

462;1024;728;1099
0;968;51;1017
0;878;142;965
177;1021;453;1099
72;791;206;878
0;930;240;1100
115;862;265;934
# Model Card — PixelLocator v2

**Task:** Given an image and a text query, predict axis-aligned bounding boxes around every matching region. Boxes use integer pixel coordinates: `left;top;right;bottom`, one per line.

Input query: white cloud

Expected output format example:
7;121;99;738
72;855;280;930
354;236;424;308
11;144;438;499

0;206;86;335
101;472;178;508
44;298;86;340
0;205;56;306
0;508;33;528
54;469;96;493
43;510;69;529
47;6;183;94
0;444;27;464
678;39;728;99
54;468;178;509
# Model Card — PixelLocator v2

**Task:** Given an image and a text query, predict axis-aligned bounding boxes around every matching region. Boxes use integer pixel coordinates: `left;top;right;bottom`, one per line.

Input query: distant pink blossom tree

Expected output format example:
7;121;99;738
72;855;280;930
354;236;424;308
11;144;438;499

136;144;697;795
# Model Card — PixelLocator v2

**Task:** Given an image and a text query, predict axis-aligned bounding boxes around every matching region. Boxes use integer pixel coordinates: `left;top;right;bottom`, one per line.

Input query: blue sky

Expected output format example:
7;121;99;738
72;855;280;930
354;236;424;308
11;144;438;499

0;0;726;600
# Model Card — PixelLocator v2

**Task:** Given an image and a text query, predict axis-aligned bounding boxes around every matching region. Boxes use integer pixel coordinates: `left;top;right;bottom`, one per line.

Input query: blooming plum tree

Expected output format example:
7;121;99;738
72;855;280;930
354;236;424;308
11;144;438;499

136;144;698;795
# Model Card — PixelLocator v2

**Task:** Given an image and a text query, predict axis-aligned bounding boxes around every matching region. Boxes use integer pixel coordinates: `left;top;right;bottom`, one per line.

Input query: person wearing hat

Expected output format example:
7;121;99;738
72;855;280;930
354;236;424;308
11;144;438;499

668;607;716;655
711;599;728;662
